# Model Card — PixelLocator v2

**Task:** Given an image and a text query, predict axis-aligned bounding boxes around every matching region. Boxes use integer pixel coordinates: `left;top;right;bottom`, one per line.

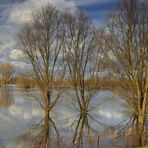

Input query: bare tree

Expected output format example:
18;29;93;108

18;5;66;119
62;12;106;144
107;0;148;146
0;63;15;85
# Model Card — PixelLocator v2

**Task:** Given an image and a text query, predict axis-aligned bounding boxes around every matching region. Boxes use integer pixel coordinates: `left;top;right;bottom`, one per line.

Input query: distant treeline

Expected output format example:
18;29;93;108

0;76;130;91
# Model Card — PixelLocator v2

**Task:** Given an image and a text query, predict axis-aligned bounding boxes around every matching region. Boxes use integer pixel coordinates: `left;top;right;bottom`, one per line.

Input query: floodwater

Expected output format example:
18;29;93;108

0;85;147;148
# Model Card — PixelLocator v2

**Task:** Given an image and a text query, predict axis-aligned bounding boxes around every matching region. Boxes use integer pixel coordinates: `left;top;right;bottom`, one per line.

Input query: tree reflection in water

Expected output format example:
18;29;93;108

0;85;14;107
16;97;148;148
17;111;148;148
17;113;63;148
104;114;148;147
71;113;102;148
17;111;106;148
32;115;63;148
69;112;148;147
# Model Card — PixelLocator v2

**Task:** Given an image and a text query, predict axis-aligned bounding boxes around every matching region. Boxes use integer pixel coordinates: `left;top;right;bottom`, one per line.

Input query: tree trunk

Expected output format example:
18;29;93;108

44;113;50;148
44;91;50;147
45;91;50;114
137;110;145;147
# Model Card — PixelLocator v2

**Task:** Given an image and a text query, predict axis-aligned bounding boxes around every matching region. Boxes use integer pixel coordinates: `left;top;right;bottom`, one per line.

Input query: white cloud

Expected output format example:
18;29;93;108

4;0;78;25
9;49;25;60
10;61;32;71
0;0;78;70
98;109;123;119
7;6;32;25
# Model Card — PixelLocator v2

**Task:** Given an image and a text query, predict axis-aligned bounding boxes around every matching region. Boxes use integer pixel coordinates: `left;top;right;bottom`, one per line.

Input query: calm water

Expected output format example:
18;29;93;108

0;85;135;148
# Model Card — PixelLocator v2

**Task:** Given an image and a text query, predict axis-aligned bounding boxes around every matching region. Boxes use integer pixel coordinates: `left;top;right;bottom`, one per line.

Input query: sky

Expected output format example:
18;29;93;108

0;0;116;71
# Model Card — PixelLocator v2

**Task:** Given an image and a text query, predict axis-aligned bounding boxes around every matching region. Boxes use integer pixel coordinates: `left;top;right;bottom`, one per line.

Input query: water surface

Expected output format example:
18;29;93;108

0;85;135;147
